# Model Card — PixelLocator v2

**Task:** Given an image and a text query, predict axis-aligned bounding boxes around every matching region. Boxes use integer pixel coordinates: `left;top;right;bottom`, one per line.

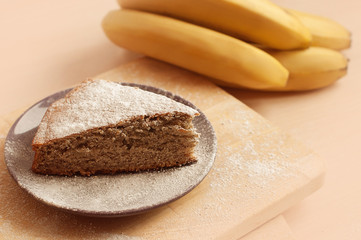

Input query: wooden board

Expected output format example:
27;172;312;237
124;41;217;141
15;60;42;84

0;58;322;239
0;106;296;240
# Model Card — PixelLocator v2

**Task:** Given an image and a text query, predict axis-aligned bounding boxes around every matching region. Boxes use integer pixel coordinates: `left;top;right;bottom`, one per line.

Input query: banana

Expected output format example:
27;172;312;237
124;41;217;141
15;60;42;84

288;9;351;50
102;9;289;90
263;47;348;91
118;0;311;50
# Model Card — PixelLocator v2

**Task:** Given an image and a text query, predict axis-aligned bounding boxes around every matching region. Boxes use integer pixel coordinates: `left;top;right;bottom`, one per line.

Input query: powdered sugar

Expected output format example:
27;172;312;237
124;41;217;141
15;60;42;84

33;79;199;144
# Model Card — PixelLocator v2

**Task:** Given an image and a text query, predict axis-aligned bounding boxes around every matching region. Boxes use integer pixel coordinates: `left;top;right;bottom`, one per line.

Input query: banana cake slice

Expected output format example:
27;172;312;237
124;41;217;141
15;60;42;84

32;79;200;176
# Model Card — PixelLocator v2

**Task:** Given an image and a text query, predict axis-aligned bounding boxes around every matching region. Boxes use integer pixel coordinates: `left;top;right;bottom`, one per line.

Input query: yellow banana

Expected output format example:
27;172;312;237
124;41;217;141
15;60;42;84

264;47;348;91
288;9;351;50
118;0;311;50
102;9;289;90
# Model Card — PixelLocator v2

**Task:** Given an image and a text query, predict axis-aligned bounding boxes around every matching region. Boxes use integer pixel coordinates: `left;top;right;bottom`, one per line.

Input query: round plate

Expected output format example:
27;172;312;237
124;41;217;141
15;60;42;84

4;83;217;217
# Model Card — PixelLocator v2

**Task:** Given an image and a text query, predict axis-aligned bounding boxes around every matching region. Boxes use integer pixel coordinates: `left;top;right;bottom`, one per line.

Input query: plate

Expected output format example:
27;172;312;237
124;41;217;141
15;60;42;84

4;83;217;217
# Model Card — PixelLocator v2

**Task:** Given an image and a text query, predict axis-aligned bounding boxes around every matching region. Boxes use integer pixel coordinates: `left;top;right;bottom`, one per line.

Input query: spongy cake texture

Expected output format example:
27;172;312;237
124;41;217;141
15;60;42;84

32;79;200;176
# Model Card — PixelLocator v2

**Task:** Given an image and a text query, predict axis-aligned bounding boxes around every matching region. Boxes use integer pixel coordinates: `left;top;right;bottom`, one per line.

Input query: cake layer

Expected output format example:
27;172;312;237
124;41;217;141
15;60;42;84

32;113;199;176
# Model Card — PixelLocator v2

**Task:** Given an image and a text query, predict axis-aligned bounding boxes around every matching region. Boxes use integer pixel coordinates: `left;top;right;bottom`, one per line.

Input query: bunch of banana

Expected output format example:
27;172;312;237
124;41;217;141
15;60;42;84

102;0;351;91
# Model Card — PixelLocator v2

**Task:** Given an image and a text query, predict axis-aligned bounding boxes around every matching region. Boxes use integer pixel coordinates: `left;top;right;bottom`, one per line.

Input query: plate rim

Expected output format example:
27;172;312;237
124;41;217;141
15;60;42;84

4;82;217;217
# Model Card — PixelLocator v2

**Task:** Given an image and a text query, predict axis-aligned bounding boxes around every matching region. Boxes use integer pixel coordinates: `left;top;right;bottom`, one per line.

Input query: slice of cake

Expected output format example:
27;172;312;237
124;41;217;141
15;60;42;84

31;79;200;176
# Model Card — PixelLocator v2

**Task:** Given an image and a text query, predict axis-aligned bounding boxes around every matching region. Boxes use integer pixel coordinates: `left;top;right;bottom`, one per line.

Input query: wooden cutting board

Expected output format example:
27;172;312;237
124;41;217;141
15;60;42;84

0;57;322;239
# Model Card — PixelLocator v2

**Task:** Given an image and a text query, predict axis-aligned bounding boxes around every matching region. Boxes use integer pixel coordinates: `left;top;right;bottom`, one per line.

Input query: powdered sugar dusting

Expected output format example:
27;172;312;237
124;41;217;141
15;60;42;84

33;79;199;144
190;140;303;222
181;105;312;225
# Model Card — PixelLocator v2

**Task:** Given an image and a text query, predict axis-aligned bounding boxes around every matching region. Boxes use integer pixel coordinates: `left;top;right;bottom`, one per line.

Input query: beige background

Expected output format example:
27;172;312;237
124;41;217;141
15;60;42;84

1;0;360;239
